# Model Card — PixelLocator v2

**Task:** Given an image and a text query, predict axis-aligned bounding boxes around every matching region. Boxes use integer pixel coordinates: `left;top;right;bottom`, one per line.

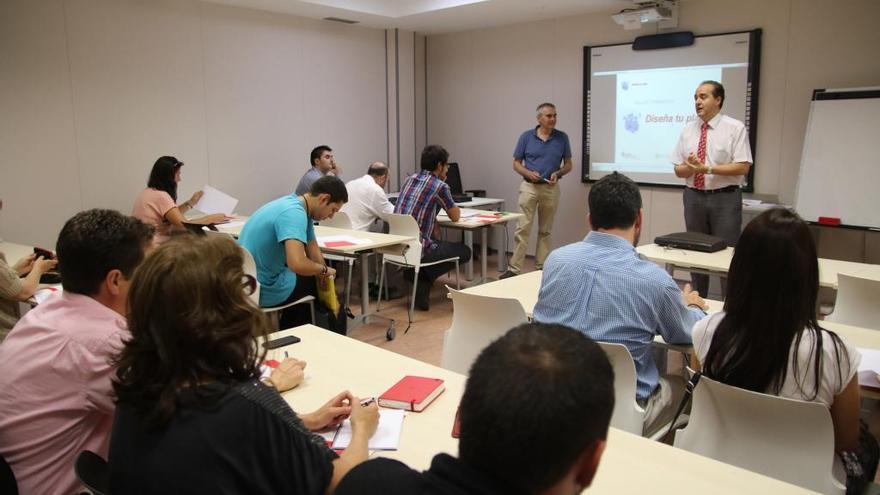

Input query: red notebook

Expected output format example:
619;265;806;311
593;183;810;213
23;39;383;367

324;240;356;248
378;376;445;412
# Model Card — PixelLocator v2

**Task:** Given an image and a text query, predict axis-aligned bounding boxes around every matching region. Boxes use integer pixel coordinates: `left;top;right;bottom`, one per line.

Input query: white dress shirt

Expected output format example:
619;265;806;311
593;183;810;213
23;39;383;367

670;113;753;190
340;175;394;231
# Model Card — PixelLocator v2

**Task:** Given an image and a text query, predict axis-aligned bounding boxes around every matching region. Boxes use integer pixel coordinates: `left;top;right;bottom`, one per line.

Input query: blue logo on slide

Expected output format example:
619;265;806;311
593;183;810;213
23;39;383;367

621;81;629;90
624;113;639;133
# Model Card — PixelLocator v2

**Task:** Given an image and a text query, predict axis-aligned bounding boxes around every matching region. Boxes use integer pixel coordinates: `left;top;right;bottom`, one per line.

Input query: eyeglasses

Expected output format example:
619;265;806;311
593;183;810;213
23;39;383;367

242;274;257;296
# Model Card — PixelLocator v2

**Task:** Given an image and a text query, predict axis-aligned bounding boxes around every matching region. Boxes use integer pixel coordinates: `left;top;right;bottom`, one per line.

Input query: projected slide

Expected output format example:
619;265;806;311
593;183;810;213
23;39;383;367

583;30;759;189
608;67;720;172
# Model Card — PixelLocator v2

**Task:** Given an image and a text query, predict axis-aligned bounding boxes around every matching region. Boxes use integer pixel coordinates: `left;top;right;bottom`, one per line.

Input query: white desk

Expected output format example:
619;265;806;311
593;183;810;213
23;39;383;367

0;242;35;265
636;243;880;290
217;219;414;340
269;325;816;494
437;211;523;285
458;271;880;352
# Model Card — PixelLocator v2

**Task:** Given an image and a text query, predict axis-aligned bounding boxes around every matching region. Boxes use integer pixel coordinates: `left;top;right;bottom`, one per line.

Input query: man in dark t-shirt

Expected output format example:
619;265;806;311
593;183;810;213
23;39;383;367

335;323;615;495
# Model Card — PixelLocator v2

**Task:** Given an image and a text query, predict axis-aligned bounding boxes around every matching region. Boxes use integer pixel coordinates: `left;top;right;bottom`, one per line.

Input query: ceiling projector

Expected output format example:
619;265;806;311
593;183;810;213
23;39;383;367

612;1;676;30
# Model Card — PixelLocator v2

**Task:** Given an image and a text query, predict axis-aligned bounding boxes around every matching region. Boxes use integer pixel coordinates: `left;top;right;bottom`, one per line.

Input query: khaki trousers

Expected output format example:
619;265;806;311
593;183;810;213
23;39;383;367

509;181;560;273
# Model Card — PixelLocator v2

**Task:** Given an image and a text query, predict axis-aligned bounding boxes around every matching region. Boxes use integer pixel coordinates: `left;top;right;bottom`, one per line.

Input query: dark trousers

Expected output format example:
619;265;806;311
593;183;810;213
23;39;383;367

683;187;742;297
419;241;472;282
278;275;317;330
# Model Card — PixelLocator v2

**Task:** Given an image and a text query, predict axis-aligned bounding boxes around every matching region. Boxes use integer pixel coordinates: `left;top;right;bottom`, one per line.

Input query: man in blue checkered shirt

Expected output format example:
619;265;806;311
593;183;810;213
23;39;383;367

533;172;708;436
394;145;471;311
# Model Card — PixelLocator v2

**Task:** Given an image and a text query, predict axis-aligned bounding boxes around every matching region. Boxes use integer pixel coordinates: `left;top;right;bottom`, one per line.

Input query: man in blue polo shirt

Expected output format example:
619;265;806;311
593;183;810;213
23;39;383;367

502;102;573;279
240;176;346;328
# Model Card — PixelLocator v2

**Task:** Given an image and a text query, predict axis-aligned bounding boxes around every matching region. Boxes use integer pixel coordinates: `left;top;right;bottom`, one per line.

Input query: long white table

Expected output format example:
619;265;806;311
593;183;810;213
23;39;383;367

0;241;37;265
437;211;523;285
457;271;880;352
217;219;414;340
269;325;816;494
636;243;880;290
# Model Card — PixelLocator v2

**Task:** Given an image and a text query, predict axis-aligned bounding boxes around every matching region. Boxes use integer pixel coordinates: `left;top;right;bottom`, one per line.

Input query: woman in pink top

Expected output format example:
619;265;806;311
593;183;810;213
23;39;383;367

131;156;225;244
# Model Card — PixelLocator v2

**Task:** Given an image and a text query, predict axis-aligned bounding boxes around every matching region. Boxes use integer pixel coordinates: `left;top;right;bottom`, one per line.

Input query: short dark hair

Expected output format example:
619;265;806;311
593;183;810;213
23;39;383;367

536;102;556;115
459;323;614;492
588;172;642;230
56;209;154;295
147;156;183;202
367;162;388;177
310;145;332;167
309;175;348;203
420;145;449;171
113;235;273;426
700;80;725;108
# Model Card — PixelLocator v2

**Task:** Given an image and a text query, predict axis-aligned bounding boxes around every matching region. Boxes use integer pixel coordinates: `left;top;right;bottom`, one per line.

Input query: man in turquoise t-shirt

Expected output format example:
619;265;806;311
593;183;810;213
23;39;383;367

240;176;348;328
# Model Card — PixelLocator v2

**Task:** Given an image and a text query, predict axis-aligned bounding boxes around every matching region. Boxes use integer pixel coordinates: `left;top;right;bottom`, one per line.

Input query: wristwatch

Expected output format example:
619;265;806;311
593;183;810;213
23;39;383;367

707;165;714;175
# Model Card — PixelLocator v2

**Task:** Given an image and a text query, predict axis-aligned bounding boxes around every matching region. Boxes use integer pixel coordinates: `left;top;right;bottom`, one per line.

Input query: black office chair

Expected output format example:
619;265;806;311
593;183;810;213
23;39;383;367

74;450;110;495
0;453;17;495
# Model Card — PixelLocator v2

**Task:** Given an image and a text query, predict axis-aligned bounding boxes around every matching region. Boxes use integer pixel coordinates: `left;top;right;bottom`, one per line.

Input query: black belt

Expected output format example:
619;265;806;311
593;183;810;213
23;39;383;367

687;185;739;195
523;178;550;185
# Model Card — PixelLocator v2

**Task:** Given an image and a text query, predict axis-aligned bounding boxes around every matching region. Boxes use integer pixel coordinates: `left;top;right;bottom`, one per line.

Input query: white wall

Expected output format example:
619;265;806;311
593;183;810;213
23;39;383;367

425;0;880;253
0;0;387;247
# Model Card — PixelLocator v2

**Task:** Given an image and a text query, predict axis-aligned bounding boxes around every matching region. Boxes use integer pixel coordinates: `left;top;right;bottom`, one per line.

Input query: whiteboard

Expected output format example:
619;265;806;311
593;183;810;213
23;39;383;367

794;89;880;229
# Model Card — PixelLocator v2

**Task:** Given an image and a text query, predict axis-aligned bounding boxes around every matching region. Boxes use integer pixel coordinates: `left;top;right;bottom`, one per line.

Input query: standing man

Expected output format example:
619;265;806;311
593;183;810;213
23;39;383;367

672;80;752;297
502;103;573;279
295;145;344;195
340;161;394;231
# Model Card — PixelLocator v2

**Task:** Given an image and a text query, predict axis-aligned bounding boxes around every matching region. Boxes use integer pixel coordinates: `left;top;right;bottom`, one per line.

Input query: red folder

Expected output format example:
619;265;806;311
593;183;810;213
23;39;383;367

378;376;445;412
324;240;356;248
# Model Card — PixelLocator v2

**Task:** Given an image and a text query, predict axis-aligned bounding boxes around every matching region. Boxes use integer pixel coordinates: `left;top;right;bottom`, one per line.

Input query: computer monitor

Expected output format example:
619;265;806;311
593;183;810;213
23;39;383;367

445;162;463;195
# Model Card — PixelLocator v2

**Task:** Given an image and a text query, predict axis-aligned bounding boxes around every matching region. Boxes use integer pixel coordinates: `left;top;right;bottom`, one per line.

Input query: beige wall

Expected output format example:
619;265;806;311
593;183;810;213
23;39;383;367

0;0;387;247
425;0;880;253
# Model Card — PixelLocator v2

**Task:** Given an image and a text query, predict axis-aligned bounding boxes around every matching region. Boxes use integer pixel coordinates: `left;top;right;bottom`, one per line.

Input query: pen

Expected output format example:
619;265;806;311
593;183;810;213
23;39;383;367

360;397;376;407
284;351;289;358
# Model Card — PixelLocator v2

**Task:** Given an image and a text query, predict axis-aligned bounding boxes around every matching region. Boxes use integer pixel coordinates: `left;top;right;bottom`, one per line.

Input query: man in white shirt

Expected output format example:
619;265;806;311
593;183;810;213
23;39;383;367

340;162;394;232
671;80;752;297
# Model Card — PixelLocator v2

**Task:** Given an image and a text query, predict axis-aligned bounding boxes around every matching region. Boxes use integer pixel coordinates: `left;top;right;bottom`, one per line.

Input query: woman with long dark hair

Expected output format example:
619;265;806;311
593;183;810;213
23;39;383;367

131;156;225;244
109;235;378;493
692;208;877;492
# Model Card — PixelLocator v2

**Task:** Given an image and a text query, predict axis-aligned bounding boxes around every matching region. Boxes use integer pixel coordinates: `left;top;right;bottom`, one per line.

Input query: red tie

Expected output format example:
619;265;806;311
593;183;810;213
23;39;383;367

694;122;708;189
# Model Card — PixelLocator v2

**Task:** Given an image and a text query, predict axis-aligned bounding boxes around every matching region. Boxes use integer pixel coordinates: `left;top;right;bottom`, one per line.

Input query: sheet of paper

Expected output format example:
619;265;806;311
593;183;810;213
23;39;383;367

332;408;405;451
194;185;239;215
317;235;371;248
438;208;483;221
33;286;62;304
857;348;880;372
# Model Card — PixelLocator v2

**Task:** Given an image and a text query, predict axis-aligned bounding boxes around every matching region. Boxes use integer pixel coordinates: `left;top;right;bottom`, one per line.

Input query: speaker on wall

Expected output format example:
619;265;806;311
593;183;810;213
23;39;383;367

632;31;695;50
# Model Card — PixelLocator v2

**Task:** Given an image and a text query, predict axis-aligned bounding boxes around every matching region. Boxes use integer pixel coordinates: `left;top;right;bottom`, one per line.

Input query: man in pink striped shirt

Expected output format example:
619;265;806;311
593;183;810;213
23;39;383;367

0;209;153;495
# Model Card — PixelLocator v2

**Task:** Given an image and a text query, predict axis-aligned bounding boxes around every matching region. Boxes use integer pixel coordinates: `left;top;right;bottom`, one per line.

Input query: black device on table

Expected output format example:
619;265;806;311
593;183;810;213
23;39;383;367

263;335;301;349
32;247;62;284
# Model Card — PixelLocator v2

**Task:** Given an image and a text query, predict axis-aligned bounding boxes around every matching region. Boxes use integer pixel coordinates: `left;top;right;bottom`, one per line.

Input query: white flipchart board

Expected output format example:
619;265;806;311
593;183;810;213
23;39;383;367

794;88;880;229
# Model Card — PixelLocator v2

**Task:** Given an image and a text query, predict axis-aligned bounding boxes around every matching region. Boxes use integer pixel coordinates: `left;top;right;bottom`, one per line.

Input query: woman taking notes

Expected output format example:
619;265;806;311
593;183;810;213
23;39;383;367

692;208;877;492
131;156;226;244
109;235;379;493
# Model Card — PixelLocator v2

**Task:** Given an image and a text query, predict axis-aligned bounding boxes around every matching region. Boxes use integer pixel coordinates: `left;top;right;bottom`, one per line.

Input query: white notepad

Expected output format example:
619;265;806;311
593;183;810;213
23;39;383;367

331;408;405;451
194;185;239;215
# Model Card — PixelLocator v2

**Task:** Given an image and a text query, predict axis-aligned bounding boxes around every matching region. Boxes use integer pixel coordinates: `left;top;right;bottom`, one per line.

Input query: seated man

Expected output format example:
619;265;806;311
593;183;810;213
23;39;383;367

533;172;707;436
394;145;471;310
0;209;153;495
295;145;343;195
340;161;394;232
240;175;346;328
335;322;614;494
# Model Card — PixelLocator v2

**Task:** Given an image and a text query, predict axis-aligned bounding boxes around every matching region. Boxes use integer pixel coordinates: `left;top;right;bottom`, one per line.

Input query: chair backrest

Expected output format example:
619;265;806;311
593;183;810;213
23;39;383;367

320;211;353;229
0;452;17;495
239;246;262;306
74;450;110;495
596;342;644;435
440;288;528;374
382;213;423;265
674;376;844;494
827;273;880;328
